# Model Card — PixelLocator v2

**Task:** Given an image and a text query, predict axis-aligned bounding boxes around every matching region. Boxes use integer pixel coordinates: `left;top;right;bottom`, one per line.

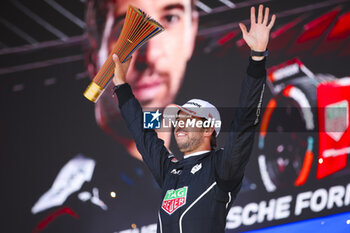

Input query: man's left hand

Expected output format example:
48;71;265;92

239;4;276;60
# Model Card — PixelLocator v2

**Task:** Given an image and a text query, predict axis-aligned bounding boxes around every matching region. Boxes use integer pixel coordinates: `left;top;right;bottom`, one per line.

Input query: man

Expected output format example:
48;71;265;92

86;0;198;159
112;4;275;233
31;1;198;232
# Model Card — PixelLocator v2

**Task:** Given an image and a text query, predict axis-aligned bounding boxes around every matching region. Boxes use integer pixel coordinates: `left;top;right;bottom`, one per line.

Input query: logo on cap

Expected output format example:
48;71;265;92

186;102;202;108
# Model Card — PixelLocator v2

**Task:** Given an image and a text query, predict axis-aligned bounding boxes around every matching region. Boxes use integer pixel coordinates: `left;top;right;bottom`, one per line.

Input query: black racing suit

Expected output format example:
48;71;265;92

115;57;266;233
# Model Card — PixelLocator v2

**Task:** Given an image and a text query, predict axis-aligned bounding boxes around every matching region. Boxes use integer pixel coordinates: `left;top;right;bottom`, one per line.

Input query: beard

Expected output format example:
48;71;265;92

176;131;204;153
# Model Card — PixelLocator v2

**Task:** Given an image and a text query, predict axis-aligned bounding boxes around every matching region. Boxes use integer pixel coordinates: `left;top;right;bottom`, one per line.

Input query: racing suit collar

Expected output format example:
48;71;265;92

184;150;211;159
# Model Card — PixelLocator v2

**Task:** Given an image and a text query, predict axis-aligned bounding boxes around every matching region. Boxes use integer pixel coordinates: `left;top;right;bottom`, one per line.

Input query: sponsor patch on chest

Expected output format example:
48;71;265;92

191;163;202;174
161;186;188;215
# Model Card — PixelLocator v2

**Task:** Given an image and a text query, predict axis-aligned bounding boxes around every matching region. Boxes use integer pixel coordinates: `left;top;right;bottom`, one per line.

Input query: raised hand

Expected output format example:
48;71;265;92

112;54;132;86
239;5;276;56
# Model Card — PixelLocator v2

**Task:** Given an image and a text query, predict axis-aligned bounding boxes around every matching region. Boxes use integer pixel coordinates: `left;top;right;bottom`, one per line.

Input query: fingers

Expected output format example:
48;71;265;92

112;54;129;85
257;4;263;24
263;7;269;25
239;23;248;36
252;5;276;29
250;6;256;24
112;54;130;73
112;54;121;67
121;56;132;73
268;14;276;29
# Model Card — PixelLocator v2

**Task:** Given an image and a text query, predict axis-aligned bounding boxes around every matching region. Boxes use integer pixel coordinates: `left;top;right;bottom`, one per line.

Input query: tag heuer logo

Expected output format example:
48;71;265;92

325;100;349;142
161;186;188;215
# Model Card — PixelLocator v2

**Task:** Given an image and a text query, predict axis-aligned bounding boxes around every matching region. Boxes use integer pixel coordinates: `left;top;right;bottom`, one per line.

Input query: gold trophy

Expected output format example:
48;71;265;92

84;5;164;102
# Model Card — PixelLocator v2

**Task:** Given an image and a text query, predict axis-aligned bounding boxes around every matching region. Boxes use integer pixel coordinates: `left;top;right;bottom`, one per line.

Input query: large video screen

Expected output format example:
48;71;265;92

1;0;350;232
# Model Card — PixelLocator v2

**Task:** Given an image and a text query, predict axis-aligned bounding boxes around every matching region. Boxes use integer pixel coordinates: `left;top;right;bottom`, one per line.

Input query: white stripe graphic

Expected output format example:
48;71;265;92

195;1;212;13
226;192;232;209
219;0;236;8
158;212;163;233
11;0;68;40
44;0;86;29
179;182;217;233
254;83;265;125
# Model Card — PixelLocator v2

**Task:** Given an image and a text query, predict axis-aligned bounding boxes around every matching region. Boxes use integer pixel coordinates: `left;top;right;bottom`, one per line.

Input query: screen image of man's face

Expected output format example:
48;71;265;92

97;0;198;108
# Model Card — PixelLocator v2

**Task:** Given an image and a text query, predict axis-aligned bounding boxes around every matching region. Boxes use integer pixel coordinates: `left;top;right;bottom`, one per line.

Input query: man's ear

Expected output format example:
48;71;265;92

203;127;215;137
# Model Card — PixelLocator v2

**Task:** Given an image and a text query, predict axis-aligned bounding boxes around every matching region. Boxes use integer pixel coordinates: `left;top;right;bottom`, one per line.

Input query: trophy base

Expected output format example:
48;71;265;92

84;82;104;103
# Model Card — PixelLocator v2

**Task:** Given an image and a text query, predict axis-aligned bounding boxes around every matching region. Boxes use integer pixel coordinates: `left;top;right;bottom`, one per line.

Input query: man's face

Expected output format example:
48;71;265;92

174;111;206;153
101;0;198;108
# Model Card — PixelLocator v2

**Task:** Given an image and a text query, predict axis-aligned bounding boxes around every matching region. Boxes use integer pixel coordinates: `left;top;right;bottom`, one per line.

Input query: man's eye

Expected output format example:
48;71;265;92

166;14;179;22
162;14;180;26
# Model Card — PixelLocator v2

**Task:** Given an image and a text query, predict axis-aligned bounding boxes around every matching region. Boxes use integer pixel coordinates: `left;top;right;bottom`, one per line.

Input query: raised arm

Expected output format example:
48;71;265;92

112;55;171;188
215;5;275;190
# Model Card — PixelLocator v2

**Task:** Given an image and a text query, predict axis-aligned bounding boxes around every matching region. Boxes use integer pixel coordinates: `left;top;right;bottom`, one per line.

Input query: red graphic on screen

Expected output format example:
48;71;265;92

317;80;350;179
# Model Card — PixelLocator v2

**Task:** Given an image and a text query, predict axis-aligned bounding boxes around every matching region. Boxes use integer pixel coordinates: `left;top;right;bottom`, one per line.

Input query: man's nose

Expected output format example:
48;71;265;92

134;37;163;71
145;36;163;61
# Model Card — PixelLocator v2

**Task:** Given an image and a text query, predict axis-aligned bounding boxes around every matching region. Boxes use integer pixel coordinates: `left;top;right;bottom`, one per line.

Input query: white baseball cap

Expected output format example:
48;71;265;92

163;99;221;136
